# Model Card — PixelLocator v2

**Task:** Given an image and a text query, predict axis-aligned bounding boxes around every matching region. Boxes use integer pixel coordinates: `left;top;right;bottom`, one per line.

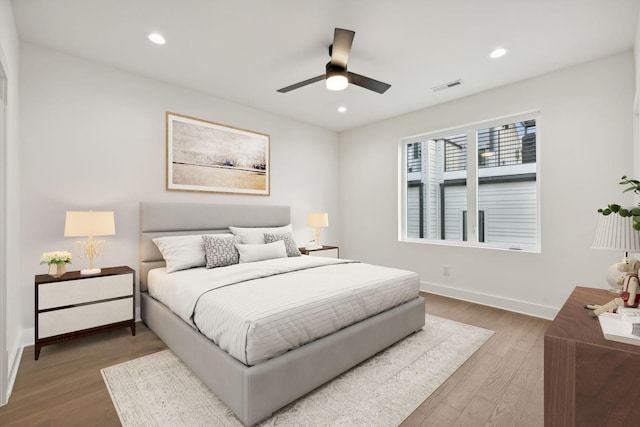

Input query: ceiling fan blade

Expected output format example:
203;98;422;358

331;28;355;68
347;72;391;94
277;75;325;93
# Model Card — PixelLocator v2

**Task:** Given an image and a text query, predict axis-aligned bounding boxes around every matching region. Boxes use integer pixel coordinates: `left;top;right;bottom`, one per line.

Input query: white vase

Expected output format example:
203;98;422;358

48;263;66;278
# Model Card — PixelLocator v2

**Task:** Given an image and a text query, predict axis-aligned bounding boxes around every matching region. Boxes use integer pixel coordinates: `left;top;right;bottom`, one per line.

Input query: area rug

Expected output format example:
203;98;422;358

101;315;493;426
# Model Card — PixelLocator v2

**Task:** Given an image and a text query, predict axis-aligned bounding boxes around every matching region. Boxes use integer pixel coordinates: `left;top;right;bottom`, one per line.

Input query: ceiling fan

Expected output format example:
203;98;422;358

277;28;391;94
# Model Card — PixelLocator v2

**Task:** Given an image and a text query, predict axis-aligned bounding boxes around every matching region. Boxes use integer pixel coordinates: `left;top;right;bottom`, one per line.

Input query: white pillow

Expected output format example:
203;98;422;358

235;240;287;263
229;224;294;244
152;234;209;273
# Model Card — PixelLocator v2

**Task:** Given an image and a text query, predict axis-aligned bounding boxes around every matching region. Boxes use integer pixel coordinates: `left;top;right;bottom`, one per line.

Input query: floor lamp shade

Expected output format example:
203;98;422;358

64;211;116;274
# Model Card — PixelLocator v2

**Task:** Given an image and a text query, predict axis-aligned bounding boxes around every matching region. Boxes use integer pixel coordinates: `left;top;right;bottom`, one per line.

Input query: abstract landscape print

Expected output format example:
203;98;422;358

166;112;270;195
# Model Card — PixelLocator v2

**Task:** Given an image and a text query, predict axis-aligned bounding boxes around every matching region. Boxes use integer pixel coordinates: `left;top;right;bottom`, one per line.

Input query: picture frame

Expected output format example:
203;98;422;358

166;112;270;195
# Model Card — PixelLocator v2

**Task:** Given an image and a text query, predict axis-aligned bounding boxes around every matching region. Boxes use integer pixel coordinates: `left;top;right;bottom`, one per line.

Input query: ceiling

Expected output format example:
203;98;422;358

10;0;640;132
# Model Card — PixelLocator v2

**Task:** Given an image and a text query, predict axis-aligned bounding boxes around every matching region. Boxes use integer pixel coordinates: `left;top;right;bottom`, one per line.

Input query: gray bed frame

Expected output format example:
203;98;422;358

139;202;426;426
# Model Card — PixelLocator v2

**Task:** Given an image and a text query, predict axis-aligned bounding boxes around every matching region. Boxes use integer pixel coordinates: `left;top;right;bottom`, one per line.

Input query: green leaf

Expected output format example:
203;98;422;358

610;204;621;213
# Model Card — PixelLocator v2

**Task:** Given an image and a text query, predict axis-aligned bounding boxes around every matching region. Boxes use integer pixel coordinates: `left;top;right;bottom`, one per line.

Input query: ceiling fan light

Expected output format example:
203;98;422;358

147;32;166;45
489;47;507;59
326;74;348;91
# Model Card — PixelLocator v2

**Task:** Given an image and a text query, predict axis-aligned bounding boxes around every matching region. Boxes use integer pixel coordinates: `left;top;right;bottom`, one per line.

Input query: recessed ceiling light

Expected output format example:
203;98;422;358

148;33;166;45
337;106;347;113
489;48;507;59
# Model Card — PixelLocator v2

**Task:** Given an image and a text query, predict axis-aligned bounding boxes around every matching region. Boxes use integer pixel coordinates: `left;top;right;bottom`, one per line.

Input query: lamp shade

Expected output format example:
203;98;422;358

64;211;116;237
591;213;640;252
307;212;329;228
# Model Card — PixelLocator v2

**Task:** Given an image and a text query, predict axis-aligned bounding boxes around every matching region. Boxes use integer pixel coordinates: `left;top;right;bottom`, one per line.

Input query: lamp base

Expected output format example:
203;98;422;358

606;263;624;294
81;268;101;275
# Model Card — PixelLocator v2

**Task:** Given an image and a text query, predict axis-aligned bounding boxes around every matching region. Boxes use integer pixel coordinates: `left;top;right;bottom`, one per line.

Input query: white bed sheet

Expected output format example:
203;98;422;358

148;256;420;365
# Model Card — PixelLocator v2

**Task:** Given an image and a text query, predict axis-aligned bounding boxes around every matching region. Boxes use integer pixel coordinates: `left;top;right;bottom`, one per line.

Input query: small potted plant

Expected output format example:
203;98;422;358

40;251;72;278
598;176;640;231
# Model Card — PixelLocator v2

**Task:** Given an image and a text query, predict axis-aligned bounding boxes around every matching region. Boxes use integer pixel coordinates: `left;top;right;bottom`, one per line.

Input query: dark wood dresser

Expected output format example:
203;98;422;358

544;286;640;426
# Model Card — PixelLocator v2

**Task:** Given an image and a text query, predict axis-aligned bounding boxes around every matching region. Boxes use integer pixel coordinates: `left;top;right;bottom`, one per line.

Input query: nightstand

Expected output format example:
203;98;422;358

35;265;135;360
299;245;339;258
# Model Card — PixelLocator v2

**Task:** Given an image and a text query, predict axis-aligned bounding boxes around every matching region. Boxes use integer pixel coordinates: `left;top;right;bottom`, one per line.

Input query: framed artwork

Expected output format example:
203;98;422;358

166;112;270;195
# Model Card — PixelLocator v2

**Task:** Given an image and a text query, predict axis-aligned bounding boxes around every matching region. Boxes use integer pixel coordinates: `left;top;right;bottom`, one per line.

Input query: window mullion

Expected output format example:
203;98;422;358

466;129;478;244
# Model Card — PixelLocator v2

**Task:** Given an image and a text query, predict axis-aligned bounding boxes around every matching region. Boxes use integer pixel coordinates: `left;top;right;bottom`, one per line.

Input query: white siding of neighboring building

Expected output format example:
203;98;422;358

407;185;421;237
444;186;466;240
425;140;443;239
480;181;537;245
420;180;536;245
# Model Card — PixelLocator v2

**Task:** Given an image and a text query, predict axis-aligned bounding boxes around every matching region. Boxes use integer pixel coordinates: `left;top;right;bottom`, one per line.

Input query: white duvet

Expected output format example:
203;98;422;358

148;256;420;365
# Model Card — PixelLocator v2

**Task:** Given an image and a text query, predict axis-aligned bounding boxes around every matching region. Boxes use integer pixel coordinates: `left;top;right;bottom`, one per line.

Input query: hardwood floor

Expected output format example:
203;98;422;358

0;324;166;426
0;293;549;426
402;294;548;427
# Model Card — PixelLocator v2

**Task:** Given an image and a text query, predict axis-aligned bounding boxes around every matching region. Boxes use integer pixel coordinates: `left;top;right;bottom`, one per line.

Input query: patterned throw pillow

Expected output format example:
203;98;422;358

202;234;241;268
263;232;301;257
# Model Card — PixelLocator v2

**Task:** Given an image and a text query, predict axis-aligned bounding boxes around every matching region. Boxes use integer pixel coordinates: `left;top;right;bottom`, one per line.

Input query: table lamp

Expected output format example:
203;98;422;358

306;212;329;249
591;212;640;291
64;211;116;275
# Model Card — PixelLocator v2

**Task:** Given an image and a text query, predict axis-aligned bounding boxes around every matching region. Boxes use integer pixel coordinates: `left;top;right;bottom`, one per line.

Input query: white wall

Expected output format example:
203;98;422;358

19;43;339;336
339;52;635;319
0;0;21;405
635;10;640;182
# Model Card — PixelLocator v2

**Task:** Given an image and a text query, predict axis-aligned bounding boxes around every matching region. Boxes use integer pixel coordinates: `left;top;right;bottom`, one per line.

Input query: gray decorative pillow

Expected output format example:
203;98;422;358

264;232;301;257
202;234;241;268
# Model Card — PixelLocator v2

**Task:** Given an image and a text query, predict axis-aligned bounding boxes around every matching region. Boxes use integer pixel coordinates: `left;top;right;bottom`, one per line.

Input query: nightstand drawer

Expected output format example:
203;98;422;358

38;297;133;338
308;248;339;258
38;273;133;310
299;245;339;258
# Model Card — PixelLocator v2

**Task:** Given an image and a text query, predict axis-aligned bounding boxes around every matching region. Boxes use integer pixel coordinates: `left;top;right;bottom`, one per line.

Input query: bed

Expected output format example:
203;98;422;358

139;202;425;426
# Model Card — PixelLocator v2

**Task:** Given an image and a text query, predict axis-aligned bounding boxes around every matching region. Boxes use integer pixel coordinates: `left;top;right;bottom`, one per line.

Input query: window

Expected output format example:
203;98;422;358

400;112;539;251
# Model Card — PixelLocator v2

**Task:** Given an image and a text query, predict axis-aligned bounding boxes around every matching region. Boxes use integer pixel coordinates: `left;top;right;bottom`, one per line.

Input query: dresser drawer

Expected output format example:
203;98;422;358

38;297;133;338
38;273;133;310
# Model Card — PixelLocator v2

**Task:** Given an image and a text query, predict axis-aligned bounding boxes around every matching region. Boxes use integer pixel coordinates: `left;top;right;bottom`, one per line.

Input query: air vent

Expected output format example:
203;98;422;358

431;79;463;92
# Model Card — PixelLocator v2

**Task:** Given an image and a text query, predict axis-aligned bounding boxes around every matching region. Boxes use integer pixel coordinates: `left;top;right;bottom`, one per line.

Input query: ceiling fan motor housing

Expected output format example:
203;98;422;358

326;62;347;77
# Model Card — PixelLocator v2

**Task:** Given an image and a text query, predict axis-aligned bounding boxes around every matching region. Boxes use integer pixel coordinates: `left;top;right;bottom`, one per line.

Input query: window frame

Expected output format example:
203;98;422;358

398;111;541;252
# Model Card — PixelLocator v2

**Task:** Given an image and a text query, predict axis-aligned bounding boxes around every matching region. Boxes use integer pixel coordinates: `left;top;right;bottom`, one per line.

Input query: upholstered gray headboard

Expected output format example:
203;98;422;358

139;202;291;291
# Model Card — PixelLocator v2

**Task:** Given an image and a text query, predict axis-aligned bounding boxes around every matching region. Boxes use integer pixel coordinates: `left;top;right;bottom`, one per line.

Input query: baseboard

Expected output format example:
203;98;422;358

421;281;558;320
5;334;25;404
